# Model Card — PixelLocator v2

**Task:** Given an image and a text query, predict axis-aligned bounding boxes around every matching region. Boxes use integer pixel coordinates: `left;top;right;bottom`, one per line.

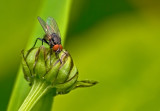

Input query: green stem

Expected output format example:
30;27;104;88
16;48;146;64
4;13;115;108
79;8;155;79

18;79;52;111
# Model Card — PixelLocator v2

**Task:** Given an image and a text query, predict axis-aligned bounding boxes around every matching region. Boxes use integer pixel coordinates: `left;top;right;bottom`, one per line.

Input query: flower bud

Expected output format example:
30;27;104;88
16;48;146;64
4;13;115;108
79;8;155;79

22;46;97;94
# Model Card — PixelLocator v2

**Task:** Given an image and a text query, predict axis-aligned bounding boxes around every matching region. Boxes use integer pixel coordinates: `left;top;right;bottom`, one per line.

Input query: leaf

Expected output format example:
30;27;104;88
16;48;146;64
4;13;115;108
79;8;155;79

7;0;72;111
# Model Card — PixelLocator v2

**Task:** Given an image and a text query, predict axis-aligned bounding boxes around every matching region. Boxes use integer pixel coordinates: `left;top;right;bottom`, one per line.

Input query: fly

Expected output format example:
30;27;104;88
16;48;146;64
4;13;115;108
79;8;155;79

33;16;63;55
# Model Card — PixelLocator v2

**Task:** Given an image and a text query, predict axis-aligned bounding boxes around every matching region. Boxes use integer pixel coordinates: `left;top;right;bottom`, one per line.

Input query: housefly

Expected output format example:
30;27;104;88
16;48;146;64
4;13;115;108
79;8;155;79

33;16;63;54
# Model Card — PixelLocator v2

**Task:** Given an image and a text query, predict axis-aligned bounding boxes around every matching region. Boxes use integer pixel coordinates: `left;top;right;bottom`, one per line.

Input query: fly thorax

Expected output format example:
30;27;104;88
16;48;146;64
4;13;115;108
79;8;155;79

51;33;61;44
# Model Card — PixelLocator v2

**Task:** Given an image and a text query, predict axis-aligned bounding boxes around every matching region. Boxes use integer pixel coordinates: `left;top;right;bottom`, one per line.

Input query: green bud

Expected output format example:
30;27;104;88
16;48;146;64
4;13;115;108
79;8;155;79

21;46;97;94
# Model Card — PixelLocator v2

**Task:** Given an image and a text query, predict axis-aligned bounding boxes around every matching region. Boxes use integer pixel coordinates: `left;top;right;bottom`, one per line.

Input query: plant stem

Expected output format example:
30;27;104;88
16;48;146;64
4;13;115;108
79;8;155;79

18;78;52;111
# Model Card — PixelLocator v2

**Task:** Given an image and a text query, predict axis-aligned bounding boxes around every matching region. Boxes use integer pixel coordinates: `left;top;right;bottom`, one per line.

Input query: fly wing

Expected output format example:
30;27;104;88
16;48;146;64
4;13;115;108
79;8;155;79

37;16;52;35
46;17;61;37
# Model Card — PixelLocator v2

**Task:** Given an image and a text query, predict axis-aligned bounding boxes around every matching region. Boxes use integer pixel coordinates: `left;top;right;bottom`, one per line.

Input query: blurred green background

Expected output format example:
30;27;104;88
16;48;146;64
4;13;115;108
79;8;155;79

1;0;160;111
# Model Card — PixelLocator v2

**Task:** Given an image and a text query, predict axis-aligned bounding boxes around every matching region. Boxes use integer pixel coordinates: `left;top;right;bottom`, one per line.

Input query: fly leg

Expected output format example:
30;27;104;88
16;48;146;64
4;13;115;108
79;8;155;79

57;50;68;64
55;49;60;58
49;48;53;65
32;38;49;48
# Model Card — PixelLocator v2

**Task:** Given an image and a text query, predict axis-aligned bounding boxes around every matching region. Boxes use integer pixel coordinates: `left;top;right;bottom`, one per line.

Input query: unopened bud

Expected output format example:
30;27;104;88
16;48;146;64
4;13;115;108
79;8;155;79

21;46;97;94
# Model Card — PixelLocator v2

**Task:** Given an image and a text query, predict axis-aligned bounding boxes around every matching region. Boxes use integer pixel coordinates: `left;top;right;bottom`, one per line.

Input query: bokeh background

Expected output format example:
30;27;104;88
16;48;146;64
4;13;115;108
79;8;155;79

1;0;160;111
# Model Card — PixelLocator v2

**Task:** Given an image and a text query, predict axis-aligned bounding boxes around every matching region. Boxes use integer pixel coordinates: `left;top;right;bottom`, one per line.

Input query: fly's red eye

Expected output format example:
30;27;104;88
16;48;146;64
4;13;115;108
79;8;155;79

59;44;63;50
53;44;59;51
